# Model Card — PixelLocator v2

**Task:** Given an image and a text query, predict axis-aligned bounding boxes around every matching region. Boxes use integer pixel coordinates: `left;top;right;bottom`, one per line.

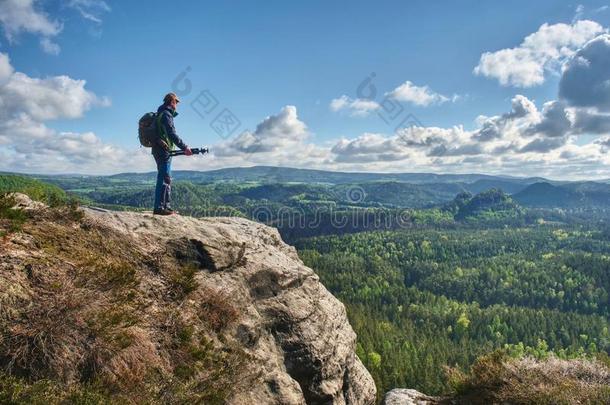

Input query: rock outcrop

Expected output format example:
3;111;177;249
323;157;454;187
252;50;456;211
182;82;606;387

382;389;441;405
0;196;376;404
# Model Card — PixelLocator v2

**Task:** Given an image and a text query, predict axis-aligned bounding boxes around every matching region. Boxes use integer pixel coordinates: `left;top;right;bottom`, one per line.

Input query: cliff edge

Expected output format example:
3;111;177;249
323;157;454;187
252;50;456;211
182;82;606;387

0;195;376;404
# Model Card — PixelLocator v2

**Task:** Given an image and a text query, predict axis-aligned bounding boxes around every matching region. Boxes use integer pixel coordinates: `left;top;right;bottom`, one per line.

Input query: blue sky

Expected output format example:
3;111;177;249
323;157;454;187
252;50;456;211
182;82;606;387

2;0;610;178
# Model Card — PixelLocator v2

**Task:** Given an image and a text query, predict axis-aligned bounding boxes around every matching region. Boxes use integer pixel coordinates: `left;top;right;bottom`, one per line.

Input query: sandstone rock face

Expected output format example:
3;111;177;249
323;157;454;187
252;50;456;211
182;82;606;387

382;389;440;405
0;198;376;404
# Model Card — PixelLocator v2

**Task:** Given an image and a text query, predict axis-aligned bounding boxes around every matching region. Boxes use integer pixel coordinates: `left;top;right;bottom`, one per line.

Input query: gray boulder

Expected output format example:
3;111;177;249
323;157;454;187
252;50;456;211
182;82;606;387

382;389;440;405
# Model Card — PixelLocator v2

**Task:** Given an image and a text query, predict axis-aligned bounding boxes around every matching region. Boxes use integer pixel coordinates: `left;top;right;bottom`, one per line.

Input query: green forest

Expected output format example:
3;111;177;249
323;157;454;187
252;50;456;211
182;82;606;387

296;226;610;396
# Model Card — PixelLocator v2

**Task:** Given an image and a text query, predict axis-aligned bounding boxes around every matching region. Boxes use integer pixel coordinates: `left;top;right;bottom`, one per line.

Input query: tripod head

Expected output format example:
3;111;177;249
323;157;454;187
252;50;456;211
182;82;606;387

169;147;209;157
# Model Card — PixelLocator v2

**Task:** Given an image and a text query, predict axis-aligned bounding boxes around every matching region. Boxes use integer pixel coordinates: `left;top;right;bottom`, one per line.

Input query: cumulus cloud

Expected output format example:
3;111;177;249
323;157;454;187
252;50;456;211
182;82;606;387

330;81;456;118
474;20;606;87
0;53;14;84
171;84;610;179
215;105;310;157
473;95;540;142
0;51;136;174
0;67;109;121
1;140;151;175
559;34;610;110
572;109;610;134
525;100;571;138
323;93;610;178
330;95;380;116
330;132;412;163
386;80;453;106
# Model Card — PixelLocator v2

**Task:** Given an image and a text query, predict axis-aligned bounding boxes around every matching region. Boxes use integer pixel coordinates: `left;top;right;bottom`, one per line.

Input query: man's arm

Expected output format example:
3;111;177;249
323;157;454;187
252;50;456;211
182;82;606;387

161;111;188;150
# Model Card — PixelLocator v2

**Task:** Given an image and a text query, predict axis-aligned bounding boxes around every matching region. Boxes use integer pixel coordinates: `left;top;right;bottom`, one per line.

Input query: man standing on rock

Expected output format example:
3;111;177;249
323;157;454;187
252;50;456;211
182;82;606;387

152;92;193;215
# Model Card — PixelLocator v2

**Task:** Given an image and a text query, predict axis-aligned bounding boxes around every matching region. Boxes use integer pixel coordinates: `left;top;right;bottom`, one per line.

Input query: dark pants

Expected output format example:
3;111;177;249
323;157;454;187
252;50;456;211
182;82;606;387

153;153;172;210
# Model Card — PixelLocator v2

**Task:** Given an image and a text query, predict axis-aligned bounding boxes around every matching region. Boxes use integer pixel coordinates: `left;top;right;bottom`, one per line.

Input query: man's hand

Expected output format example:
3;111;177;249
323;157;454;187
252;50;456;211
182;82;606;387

184;147;193;156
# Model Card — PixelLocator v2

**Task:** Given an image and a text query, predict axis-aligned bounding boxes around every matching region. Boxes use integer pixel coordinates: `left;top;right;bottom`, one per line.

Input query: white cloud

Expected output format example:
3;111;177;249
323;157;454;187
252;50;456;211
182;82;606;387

474;20;606;87
39;37;60;55
2;138;151;175
330;95;380;116
214;105;312;158
0;53;106;122
0;0;111;55
321;93;610;179
330;132;412;163
0;0;64;55
526;100;571;138
386;81;452;106
0;53;14;84
0;51;131;174
67;0;110;24
0;72;109;121
0;0;61;41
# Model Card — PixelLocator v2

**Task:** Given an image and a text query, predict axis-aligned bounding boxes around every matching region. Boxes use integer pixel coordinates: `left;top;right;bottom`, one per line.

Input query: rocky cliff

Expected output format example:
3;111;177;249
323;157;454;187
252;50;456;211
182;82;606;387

0;195;376;404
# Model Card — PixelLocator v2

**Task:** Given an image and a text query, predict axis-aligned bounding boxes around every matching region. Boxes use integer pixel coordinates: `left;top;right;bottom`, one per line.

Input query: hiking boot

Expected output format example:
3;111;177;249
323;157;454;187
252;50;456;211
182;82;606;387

153;208;176;216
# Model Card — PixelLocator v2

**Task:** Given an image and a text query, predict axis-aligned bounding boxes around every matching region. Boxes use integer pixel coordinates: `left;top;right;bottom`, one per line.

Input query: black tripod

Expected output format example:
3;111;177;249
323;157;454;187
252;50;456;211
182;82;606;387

168;147;209;157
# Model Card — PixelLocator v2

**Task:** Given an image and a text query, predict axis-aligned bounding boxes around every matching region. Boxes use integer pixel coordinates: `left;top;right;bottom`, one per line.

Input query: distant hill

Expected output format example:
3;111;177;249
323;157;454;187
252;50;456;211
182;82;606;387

453;189;523;221
512;182;610;208
336;181;467;207
513;183;580;208
236;181;467;208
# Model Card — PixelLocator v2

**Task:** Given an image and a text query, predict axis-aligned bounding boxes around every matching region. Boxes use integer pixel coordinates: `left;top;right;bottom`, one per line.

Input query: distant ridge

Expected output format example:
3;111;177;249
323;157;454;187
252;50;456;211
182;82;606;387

98;166;550;185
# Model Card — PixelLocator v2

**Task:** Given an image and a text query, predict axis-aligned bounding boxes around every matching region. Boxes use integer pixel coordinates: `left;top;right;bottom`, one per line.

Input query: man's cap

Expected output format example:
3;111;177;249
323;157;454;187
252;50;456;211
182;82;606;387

163;92;180;104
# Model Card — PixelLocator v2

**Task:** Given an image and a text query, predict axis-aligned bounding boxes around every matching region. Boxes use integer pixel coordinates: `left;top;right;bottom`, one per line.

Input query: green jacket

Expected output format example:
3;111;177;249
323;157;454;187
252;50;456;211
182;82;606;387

154;104;187;152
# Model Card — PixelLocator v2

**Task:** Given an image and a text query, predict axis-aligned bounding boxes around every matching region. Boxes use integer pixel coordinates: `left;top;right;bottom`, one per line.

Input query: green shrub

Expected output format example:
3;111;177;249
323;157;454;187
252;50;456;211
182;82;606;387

0;175;66;205
0;194;28;235
0;372;114;405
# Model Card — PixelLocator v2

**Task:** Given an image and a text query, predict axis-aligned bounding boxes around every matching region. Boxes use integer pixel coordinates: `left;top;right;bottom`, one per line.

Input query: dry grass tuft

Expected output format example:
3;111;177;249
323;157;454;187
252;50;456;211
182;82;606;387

156;307;256;405
0;206;254;404
447;350;610;404
167;264;200;299
1;272;89;382
197;287;240;333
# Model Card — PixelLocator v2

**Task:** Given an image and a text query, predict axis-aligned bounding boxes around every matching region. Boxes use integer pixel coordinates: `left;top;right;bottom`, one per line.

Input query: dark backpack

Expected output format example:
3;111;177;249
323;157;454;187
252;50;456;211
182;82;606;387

138;112;159;147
